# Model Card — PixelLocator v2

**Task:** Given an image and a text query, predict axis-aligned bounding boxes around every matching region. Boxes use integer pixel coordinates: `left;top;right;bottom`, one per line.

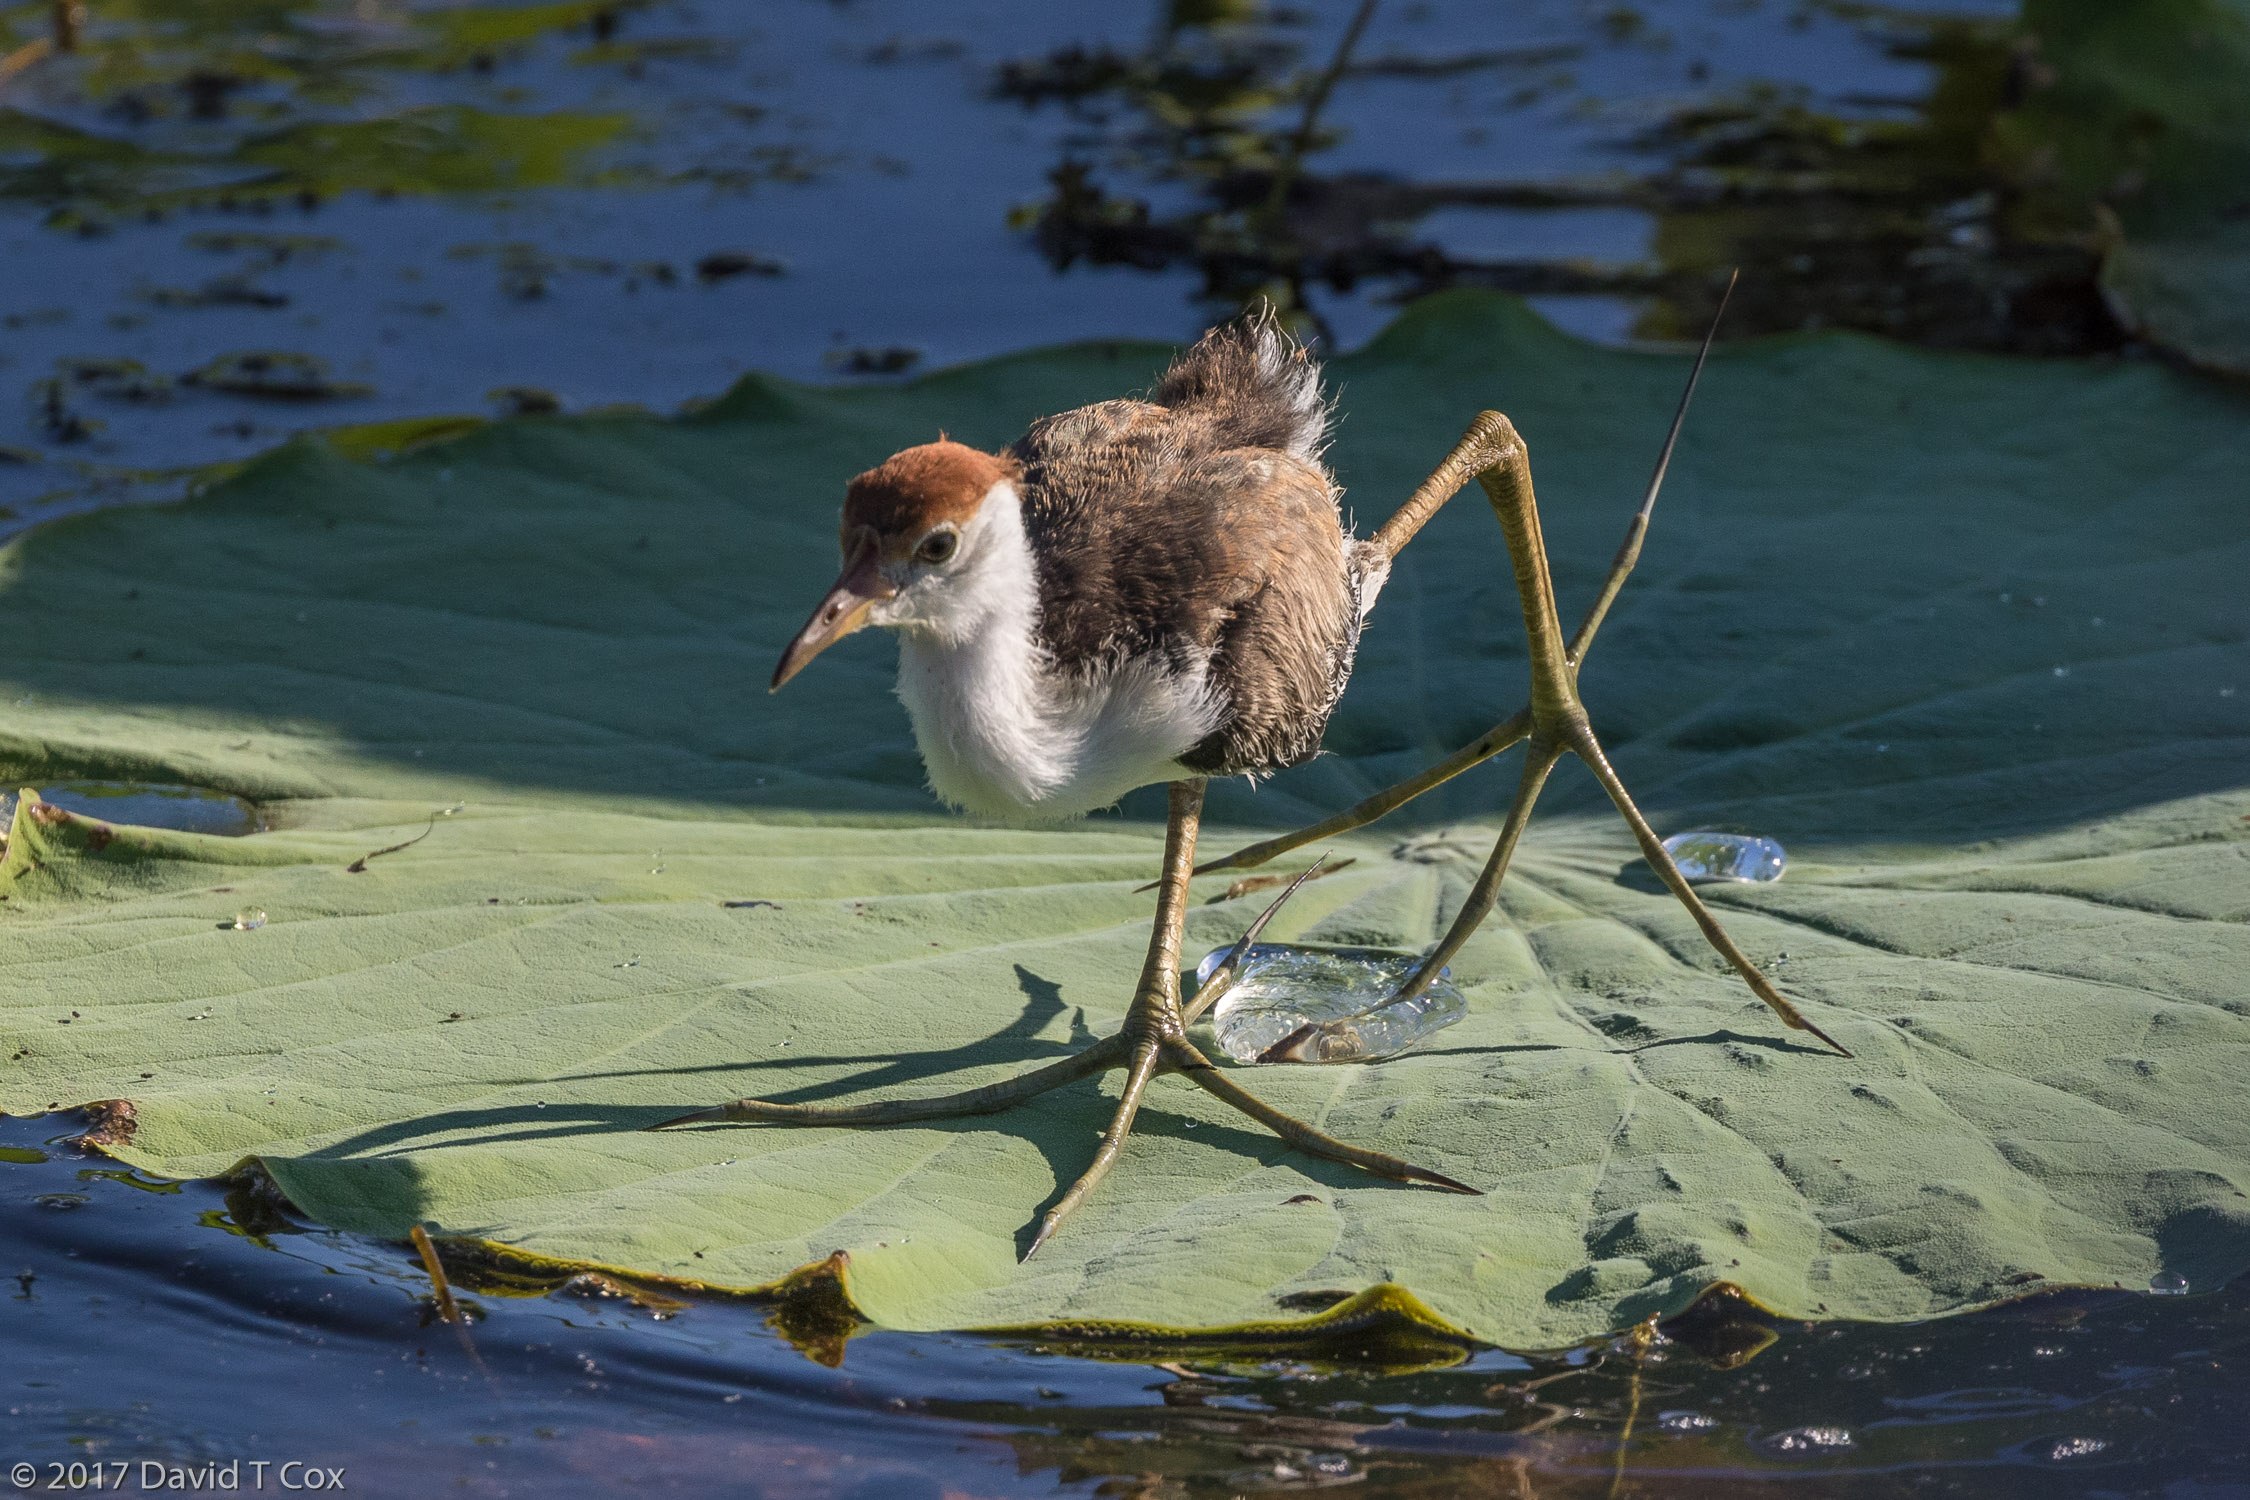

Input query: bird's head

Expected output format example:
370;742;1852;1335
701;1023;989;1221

771;439;1024;690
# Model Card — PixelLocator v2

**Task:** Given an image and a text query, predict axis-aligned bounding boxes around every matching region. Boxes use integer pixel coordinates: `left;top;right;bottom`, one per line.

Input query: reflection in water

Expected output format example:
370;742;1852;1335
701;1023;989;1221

0;3;645;225
998;1;2213;355
8;1;2237;541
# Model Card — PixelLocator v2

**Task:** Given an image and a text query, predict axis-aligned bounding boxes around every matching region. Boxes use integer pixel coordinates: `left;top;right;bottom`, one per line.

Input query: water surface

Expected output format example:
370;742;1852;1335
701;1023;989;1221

4;1113;2244;1496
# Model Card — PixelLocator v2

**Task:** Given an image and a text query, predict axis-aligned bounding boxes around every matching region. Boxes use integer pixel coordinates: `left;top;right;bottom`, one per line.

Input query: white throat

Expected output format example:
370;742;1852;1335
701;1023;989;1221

886;484;1223;821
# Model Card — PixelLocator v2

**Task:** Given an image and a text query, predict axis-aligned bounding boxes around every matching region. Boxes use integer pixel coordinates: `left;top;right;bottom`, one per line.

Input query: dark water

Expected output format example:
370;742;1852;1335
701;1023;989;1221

6;1113;2246;1497
4;2;2243;1495
5;0;2095;537
0;781;260;838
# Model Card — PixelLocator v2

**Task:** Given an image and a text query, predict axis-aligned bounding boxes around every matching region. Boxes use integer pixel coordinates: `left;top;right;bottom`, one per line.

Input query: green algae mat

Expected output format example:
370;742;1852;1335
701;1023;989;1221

4;294;2248;1347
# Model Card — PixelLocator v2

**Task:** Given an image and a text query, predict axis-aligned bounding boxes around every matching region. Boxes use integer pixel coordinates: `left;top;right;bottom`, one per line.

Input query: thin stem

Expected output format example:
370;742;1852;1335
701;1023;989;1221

1259;0;1379;227
410;1225;464;1324
1180;855;1332;1029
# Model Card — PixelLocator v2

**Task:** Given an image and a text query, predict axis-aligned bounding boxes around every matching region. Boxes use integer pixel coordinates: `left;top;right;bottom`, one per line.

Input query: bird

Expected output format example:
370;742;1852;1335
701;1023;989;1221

766;315;1386;823
658;284;1849;1257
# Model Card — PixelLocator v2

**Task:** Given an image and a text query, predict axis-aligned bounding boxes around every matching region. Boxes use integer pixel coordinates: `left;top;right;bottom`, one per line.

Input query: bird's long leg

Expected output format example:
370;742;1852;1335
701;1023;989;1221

1035;786;1475;1249
1564;723;1851;1057
1259;375;1848;1061
1196;274;1736;881
1021;775;1209;1255
1258;736;1562;1063
1261;416;1578;1046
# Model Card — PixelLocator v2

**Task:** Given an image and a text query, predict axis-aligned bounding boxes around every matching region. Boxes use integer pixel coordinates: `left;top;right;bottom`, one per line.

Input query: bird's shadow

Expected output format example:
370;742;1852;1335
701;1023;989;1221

1611;859;1667;895
306;960;1472;1258
554;962;1103;1105
309;962;1101;1159
1626;1027;1839;1059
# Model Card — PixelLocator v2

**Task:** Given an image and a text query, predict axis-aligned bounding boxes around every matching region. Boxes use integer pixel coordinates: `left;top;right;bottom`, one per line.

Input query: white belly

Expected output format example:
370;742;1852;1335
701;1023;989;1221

895;637;1224;822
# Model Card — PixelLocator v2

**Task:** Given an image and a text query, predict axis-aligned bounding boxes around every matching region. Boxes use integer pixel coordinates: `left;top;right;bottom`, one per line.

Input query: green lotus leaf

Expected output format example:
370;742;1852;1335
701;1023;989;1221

2006;0;2250;374
4;293;2247;1348
2103;222;2250;381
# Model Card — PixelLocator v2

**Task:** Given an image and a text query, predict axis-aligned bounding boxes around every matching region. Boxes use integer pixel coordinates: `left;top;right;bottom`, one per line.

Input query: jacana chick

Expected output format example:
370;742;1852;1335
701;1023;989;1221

662;288;1849;1257
770;319;1386;821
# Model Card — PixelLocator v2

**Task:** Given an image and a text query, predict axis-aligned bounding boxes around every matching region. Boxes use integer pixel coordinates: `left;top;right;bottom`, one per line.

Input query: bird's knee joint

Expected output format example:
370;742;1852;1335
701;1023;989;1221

1468;409;1523;450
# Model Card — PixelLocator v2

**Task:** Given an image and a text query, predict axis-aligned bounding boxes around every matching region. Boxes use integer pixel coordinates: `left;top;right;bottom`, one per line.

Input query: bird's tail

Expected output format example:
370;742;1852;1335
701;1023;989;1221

1150;306;1330;462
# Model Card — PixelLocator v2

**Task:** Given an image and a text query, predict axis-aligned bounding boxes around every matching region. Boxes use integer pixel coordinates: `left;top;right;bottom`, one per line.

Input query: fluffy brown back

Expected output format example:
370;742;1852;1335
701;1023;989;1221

1005;315;1361;776
1147;308;1330;462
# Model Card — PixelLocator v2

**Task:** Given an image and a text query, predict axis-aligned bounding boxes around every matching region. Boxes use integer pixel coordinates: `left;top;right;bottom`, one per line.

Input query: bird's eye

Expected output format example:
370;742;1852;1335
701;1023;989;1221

916;528;959;565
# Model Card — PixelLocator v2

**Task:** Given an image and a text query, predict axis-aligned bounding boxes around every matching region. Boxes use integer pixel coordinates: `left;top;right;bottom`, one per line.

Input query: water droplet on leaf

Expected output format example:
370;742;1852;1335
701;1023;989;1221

1661;832;1786;884
1199;945;1467;1064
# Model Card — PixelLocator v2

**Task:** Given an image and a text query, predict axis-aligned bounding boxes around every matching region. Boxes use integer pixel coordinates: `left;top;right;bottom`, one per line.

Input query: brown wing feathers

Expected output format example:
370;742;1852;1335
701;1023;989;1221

1007;315;1360;777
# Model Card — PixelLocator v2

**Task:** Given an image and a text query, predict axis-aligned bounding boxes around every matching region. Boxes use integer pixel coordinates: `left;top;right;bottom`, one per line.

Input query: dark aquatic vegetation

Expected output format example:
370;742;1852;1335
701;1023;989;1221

181;351;372;401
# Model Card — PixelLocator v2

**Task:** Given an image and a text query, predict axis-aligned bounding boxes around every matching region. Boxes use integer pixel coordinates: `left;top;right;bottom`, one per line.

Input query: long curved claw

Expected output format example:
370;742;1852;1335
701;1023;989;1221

1565;722;1853;1060
1172;1038;1479;1195
1023;1041;1165;1260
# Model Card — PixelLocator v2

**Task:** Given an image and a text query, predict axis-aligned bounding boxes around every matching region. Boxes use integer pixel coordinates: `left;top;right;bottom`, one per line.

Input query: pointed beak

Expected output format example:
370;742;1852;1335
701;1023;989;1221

772;530;896;691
